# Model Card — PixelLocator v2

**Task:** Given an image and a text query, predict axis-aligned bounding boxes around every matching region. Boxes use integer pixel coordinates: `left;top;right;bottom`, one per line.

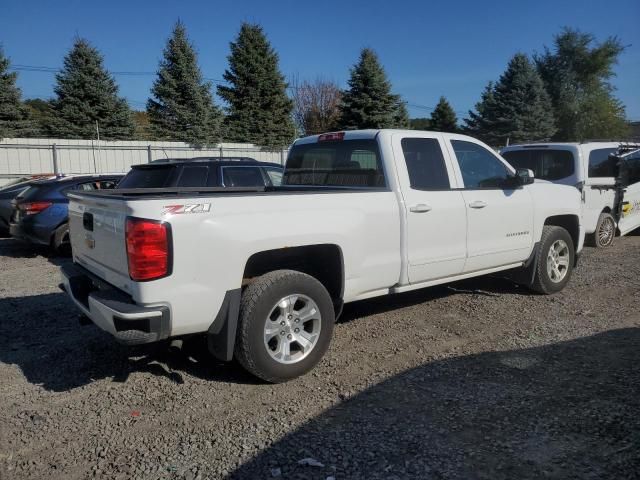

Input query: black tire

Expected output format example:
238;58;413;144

235;269;335;383
51;223;71;255
531;225;575;294
587;212;616;248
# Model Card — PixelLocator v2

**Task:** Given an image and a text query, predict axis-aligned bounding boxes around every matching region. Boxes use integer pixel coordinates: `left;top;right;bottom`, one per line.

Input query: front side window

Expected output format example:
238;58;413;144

222;167;265;187
284;139;385;188
401;138;450;190
502;149;574;181
451;140;512;189
588;148;618;177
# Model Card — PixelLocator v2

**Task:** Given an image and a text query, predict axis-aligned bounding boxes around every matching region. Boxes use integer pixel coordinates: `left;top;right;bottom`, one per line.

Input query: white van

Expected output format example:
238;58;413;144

501;142;640;247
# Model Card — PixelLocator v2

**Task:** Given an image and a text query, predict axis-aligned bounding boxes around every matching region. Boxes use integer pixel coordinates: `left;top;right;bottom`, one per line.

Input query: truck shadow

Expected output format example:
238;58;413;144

229;328;640;479
0;273;546;392
0;292;257;391
340;275;530;324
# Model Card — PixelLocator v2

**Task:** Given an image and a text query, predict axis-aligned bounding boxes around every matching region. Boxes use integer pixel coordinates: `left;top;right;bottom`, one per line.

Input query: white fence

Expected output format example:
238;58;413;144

0;138;289;186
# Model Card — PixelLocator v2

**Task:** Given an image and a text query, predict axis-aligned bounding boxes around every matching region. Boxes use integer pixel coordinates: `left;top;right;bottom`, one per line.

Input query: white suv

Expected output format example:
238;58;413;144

502;142;640;247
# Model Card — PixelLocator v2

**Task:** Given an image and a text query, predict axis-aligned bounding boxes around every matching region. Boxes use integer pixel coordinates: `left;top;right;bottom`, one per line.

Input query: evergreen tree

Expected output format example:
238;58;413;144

0;47;37;138
147;22;221;145
49;38;134;139
24;99;54;136
337;49;407;130
464;54;556;145
429;96;458;132
409;117;431;130
535;28;628;141
218;23;294;148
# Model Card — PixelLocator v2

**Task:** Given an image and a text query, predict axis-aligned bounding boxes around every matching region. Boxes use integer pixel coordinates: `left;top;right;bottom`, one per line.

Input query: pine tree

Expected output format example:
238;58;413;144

535;28;628;141
337;49;407;130
0;47;37;138
429;96;458;132
147;22;221;145
464;54;556;145
49;39;134;139
218;23;294;148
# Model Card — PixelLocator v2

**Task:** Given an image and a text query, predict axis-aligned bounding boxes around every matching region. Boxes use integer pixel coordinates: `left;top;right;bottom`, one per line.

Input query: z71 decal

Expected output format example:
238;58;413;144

162;203;211;216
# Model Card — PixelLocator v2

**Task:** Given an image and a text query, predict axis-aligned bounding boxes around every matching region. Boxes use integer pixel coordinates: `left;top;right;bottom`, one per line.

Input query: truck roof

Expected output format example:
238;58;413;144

293;129;496;146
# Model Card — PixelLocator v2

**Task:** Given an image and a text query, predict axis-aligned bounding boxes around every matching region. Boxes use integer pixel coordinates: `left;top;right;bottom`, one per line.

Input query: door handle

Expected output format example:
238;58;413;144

409;203;432;213
469;200;487;209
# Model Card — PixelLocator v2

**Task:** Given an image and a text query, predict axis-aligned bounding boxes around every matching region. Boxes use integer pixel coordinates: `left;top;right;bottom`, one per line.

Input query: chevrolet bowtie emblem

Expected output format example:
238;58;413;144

85;234;95;249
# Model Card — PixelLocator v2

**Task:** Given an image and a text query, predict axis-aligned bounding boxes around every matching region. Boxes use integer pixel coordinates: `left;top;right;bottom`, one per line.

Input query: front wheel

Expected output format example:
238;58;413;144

234;270;335;383
51;223;71;255
531;226;575;294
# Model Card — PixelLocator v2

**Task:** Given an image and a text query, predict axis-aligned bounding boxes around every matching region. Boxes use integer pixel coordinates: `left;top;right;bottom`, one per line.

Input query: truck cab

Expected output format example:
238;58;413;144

501;142;640;247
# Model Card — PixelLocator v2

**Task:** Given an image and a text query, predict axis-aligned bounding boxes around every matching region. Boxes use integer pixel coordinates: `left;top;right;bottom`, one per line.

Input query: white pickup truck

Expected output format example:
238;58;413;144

61;130;585;382
502;142;640;247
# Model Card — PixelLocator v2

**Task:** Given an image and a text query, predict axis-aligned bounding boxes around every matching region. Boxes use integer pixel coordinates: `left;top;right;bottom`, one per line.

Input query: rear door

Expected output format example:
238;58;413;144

392;132;467;283
618;149;640;235
447;138;534;272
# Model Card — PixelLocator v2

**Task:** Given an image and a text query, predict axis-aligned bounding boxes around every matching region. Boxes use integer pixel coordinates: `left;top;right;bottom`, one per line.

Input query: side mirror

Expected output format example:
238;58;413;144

516;168;535;186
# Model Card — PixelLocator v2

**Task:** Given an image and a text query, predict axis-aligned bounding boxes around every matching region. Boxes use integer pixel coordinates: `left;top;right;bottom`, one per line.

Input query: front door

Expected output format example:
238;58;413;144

393;133;467;284
447;138;534;272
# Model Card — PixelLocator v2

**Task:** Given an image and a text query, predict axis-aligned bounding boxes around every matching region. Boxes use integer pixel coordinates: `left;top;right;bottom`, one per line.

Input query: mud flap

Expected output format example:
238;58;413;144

504;242;540;287
207;289;241;361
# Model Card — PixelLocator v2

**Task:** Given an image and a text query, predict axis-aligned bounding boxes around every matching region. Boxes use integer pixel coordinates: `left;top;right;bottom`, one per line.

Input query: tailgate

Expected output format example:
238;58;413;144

68;193;131;288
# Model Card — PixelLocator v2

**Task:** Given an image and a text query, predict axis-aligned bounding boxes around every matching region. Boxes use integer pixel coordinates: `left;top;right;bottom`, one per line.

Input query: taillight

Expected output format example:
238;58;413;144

318;132;345;142
19;201;52;215
125;217;171;281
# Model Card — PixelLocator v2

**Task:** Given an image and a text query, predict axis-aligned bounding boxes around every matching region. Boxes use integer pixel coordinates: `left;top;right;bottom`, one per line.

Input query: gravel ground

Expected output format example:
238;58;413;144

0;235;638;480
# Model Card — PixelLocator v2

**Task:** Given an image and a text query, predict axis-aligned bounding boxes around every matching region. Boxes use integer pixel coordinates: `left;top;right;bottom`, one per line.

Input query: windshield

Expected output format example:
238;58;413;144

284;139;385;188
502;149;575;181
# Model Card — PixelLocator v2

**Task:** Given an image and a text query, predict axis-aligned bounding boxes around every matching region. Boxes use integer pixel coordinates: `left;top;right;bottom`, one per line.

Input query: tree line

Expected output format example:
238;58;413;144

0;23;631;147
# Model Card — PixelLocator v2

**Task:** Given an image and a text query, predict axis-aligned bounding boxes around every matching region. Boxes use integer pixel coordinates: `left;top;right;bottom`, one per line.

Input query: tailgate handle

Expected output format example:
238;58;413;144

83;212;94;231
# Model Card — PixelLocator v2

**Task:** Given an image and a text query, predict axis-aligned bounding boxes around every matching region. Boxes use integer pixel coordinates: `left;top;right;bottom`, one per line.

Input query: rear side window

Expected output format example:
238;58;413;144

117;166;177;188
401;138;450;190
222;167;266;187
177;166;209;187
502;149;575;181
588;148;618;177
284;139;385;188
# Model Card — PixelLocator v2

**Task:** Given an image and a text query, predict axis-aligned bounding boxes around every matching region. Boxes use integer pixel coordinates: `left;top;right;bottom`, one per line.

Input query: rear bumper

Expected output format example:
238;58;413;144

60;263;171;345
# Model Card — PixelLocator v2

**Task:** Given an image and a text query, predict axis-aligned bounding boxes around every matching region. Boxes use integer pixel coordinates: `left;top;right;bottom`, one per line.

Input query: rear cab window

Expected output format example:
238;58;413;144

284;139;385;188
502;149;575;181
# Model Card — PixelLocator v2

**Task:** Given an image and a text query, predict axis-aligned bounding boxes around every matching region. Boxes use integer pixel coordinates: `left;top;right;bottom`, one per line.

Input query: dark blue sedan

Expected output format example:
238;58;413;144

9;174;122;253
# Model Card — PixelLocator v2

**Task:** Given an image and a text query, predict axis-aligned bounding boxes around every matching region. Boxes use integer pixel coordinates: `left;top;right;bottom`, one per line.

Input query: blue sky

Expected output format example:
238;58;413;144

2;0;639;120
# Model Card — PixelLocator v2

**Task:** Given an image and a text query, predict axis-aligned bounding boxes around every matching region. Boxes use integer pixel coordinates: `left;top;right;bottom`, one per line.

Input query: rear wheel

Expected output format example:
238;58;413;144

51;223;71;255
235;270;335;383
531;225;575;294
588;212;616;248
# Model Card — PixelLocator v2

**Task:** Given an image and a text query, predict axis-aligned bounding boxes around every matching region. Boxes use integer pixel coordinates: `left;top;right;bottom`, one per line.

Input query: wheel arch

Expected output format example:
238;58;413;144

543;214;580;252
243;244;345;310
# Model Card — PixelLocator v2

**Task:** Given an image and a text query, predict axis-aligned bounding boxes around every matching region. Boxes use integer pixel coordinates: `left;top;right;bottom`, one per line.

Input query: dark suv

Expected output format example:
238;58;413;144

116;157;283;189
10;175;122;252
